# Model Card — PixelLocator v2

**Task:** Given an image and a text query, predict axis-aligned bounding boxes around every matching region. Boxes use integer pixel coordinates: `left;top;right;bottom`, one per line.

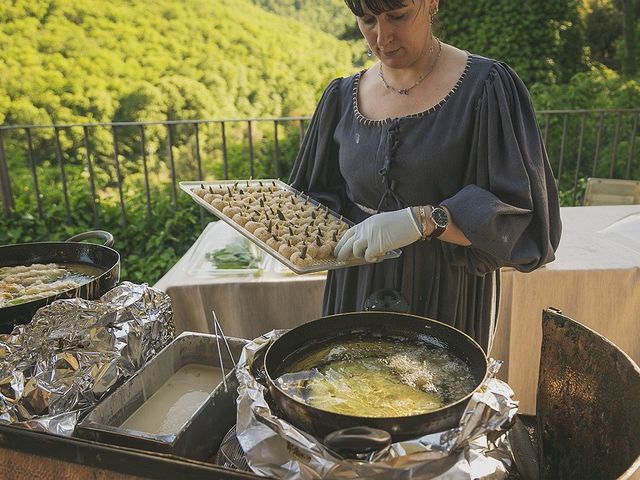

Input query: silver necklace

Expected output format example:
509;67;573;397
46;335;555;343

378;37;442;96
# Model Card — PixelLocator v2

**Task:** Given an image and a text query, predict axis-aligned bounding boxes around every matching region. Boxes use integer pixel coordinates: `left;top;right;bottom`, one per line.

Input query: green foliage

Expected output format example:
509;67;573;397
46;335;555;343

0;0;355;127
584;0;640;76
531;65;640;109
115;193;202;284
440;0;587;85
0;177;202;285
250;0;353;37
211;121;307;180
584;0;623;70
530;67;640;203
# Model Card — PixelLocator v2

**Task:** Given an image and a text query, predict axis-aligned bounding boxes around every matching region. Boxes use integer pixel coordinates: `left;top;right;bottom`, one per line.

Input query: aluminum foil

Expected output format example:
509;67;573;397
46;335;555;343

236;331;518;480
0;282;174;436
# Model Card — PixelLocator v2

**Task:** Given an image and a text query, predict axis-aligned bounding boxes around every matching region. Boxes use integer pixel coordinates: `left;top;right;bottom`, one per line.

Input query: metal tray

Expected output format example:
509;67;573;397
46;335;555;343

0;423;262;479
76;332;247;462
180;179;401;274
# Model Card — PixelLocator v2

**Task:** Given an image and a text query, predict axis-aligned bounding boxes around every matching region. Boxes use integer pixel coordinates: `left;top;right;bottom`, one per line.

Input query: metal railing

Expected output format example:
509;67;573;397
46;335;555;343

0;109;638;224
0;116;309;224
538;109;639;205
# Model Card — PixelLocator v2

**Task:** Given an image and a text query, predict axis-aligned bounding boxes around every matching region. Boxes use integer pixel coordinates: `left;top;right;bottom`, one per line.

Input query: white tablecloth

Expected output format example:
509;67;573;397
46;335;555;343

490;205;640;413
155;205;640;414
154;221;326;338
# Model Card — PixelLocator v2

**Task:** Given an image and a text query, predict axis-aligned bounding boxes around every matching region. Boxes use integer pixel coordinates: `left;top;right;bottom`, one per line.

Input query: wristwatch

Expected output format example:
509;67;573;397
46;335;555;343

426;205;449;239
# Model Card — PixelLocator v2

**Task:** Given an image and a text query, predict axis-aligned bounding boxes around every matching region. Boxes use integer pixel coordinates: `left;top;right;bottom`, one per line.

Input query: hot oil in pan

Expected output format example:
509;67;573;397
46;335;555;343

276;336;476;418
0;262;106;308
60;262;106;283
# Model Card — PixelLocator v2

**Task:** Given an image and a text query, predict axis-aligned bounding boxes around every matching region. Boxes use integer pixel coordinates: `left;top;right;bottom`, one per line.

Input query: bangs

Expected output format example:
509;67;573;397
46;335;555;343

344;0;410;16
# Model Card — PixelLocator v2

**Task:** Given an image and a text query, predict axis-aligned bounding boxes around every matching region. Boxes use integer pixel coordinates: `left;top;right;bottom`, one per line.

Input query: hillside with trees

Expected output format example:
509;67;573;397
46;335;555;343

250;0;354;38
0;0;355;127
1;0;637;129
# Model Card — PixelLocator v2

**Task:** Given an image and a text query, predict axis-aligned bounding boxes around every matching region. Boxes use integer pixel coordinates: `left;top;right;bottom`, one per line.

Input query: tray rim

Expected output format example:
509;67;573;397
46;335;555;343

179;179;401;274
0;422;262;480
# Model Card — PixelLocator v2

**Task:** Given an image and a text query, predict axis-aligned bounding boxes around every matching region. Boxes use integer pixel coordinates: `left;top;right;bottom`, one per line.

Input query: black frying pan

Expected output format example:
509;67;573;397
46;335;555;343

264;311;488;444
0;231;120;333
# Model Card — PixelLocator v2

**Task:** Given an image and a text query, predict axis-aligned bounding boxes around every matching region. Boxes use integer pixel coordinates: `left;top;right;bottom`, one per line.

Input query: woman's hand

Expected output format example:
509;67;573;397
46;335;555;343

334;207;422;262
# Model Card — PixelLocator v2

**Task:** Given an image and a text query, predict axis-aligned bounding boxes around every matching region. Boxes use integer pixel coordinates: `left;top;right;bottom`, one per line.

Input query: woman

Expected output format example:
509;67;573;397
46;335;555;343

289;0;561;352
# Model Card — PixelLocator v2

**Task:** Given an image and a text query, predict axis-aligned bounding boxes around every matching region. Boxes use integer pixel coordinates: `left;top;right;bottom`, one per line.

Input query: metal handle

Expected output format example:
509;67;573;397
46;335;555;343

211;310;237;392
323;426;391;457
66;230;114;248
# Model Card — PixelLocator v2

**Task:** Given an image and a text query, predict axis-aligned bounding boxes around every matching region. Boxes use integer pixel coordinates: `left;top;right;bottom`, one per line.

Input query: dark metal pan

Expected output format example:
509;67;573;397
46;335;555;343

264;311;488;443
0;230;120;333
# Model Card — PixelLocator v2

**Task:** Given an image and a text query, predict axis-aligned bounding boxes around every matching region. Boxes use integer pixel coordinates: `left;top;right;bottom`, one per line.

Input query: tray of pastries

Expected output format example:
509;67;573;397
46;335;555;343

180;179;401;274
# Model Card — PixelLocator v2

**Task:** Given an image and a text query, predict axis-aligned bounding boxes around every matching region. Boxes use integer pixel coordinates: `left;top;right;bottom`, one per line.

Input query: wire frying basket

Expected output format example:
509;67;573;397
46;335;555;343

215;425;252;471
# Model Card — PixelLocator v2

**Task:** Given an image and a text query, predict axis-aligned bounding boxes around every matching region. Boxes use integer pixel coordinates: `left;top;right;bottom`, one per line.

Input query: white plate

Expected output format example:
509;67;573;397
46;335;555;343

185;223;264;277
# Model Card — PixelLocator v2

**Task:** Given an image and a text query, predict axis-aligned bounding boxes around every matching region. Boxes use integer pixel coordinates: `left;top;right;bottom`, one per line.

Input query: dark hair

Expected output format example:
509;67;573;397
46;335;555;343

343;0;416;16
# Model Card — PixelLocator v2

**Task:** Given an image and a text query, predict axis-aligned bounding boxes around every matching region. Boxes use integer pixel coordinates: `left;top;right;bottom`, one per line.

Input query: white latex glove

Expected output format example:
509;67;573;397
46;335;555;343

334;207;422;263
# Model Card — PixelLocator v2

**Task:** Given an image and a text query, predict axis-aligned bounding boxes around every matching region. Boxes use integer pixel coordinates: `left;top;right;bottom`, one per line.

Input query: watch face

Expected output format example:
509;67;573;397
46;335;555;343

432;207;449;228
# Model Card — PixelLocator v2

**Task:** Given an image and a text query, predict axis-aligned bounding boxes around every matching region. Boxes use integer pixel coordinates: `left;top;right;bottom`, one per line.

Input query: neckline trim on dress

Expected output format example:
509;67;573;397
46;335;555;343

353;52;473;126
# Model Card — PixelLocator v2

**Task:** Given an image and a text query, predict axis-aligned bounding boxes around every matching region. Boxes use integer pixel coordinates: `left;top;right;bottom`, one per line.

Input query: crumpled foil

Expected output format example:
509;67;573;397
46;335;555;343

236;330;518;480
0;282;174;436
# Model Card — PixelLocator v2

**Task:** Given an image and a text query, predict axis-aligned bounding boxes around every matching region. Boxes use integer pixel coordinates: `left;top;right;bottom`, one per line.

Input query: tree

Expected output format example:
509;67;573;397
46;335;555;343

615;0;638;76
439;0;587;85
584;0;622;70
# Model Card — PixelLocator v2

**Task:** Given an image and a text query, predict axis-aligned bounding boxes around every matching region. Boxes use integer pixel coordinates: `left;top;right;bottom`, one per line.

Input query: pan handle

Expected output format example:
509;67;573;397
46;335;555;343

323;426;391;457
66;230;114;248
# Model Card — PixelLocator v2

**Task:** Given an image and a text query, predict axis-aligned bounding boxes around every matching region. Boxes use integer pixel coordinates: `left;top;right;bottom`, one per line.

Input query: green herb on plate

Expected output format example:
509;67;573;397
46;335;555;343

205;241;260;269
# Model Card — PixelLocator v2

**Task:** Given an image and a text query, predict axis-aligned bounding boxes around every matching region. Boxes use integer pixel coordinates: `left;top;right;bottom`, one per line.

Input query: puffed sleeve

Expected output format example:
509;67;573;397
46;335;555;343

440;62;562;275
289;78;348;214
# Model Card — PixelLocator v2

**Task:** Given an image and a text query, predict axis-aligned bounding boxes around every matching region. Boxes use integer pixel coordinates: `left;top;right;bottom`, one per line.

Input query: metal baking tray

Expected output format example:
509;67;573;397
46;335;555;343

76;332;247;461
180;179;401;274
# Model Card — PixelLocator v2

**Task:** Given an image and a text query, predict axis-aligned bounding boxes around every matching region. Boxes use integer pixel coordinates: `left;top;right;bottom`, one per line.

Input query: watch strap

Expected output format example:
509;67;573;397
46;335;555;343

428;223;446;239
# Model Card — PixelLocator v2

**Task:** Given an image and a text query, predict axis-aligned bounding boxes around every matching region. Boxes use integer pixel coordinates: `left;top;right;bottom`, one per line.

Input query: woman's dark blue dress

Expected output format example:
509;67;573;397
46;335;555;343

290;54;562;351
